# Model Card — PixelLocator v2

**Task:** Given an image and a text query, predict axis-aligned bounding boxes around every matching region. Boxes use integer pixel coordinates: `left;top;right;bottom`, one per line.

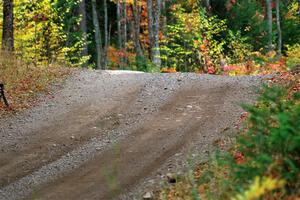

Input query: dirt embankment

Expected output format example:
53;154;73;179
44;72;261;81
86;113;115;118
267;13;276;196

0;70;264;200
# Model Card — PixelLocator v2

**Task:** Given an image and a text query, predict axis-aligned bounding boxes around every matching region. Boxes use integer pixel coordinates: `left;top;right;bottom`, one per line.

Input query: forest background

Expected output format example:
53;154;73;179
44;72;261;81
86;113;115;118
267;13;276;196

1;0;300;74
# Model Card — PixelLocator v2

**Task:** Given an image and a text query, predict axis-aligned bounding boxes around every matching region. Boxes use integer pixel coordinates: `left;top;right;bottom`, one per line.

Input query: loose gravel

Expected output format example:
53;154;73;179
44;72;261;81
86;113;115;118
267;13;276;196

0;70;266;200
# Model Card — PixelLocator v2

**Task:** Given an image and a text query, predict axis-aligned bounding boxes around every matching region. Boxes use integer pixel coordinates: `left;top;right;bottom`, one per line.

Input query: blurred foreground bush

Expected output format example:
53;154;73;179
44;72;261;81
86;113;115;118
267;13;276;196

159;84;300;200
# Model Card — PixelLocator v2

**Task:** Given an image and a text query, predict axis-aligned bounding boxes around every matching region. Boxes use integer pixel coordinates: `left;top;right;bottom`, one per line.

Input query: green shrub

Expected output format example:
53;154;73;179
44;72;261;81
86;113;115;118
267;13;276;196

134;56;159;73
226;30;253;64
193;86;300;200
286;44;300;69
235;86;300;192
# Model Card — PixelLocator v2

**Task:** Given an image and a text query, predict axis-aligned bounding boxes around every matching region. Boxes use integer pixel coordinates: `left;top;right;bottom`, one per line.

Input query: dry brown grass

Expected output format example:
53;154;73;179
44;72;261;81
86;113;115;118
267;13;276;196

0;51;72;116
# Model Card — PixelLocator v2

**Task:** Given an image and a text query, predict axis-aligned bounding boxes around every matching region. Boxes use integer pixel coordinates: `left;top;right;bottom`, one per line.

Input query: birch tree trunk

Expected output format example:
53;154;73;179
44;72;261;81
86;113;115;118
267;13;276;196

133;0;144;59
79;0;88;67
147;0;154;58
152;0;161;67
147;0;161;68
92;0;103;69
276;0;282;55
266;0;273;51
2;0;14;52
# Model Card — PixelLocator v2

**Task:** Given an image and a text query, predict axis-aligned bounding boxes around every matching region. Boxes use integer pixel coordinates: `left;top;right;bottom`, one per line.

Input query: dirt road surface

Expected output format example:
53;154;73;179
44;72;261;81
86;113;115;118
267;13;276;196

0;70;264;200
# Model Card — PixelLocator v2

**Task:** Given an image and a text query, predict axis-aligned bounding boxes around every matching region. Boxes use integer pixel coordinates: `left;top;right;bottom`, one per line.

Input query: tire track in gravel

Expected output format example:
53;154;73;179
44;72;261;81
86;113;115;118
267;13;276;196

26;80;257;200
0;88;140;187
0;71;263;200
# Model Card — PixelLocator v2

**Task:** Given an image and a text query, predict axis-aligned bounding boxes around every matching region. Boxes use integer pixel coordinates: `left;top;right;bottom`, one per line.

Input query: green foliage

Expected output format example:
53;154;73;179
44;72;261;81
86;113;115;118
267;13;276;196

14;0;62;64
237;86;300;187
201;85;300;199
1;0;87;67
134;56;159;72
226;0;268;51
226;30;253;64
1;0;299;71
286;44;300;69
161;5;226;72
225;0;300;54
281;2;300;48
53;0;90;66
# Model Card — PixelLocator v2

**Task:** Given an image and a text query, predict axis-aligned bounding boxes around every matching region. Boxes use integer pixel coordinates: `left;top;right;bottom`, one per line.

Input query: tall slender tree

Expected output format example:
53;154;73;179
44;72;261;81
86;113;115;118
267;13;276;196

153;0;162;67
276;0;282;55
79;0;88;66
2;0;14;51
117;0;127;68
103;0;109;69
161;0;167;33
92;0;103;69
147;0;154;57
203;0;211;15
147;0;162;67
122;0;127;60
132;0;144;59
266;0;273;51
117;0;122;49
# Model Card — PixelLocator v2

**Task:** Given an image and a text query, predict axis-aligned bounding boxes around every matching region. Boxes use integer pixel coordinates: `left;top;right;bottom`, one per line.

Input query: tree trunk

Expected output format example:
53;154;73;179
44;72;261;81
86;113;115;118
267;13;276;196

79;0;88;67
204;0;211;15
298;0;300;18
152;0;161;67
266;0;273;51
2;0;14;52
103;0;108;69
133;0;144;59
161;0;167;33
117;0;127;68
122;0;127;53
117;0;122;49
92;0;103;69
147;0;154;58
276;0;282;55
147;0;161;68
123;1;127;47
120;0;128;68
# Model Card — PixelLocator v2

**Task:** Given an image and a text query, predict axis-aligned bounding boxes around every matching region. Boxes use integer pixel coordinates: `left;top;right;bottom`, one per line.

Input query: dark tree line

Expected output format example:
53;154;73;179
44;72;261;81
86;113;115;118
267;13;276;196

2;0;13;51
1;0;300;70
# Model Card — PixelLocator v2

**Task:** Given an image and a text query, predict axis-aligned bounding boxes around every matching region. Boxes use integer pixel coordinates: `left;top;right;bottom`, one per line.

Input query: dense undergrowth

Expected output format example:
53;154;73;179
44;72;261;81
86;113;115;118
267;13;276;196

0;52;71;116
161;44;300;75
158;72;300;200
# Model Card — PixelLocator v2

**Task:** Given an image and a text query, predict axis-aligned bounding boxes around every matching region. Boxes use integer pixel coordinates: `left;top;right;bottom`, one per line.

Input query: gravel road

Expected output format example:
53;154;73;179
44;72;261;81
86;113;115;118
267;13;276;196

0;70;265;200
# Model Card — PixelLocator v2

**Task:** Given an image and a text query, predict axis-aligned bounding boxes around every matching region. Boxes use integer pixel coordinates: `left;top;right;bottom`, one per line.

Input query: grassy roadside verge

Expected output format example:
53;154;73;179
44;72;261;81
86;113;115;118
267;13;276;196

156;72;300;200
0;52;72;116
